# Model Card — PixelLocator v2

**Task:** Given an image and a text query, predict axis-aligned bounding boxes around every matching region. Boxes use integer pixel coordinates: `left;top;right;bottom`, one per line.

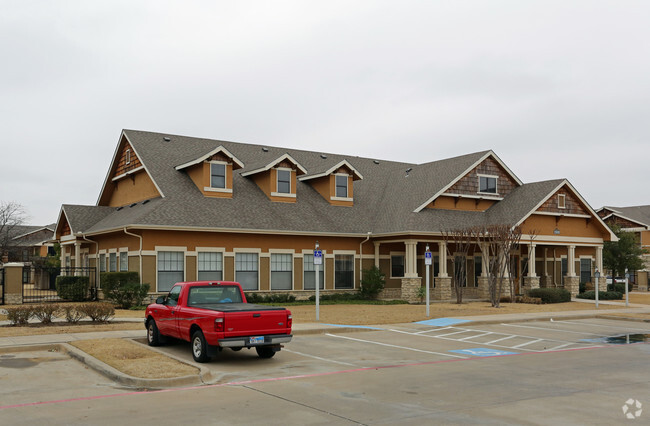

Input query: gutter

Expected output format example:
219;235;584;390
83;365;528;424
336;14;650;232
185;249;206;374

79;233;100;292
123;227;143;285
359;232;371;282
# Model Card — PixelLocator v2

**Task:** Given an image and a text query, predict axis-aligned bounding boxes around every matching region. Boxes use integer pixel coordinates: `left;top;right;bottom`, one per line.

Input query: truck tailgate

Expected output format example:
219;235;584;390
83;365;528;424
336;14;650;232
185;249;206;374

200;303;290;337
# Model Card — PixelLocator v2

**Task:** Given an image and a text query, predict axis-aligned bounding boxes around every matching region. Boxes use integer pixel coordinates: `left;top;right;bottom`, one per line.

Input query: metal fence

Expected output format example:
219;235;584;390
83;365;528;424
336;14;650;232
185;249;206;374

0;268;4;305
22;266;97;303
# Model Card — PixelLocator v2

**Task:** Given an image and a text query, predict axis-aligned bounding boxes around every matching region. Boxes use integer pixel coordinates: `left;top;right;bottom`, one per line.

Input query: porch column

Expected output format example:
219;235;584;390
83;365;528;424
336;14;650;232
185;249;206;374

481;244;489;277
74;242;81;276
438;242;448;277
60;246;67;276
564;245;579;297
595;246;604;292
478;243;490;299
567;245;576;276
374;242;380;268
527;244;536;277
404;241;418;278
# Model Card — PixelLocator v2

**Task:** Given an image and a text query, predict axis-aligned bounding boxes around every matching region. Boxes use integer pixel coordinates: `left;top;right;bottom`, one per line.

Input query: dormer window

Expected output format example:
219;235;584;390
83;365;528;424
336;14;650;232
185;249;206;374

478;175;497;194
277;169;291;194
558;194;566;209
210;162;226;189
335;174;348;198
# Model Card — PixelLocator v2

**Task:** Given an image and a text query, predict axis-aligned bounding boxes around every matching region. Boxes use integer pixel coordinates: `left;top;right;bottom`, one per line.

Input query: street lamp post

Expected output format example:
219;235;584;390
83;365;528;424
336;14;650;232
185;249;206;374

625;268;630;307
315;241;320;321
425;243;432;317
594;268;600;309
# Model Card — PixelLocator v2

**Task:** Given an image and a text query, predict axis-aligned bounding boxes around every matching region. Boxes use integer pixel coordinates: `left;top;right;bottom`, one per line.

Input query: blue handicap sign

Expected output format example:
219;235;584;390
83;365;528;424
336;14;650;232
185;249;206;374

449;348;518;357
313;250;323;265
425;251;432;259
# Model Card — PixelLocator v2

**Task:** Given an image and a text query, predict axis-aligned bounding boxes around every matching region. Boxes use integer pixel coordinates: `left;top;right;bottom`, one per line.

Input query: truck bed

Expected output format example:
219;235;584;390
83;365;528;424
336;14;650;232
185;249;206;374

192;303;288;313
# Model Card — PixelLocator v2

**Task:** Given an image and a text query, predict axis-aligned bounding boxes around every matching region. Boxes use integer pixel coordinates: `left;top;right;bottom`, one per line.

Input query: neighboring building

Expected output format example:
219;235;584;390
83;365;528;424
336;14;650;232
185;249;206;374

54;130;615;302
1;225;55;263
597;205;650;289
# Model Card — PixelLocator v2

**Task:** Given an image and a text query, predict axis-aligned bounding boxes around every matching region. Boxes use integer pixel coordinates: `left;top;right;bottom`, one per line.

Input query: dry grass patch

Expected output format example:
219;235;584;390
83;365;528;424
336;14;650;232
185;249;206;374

628;293;650;305
287;301;617;325
0;322;143;338
71;338;198;379
600;313;650;321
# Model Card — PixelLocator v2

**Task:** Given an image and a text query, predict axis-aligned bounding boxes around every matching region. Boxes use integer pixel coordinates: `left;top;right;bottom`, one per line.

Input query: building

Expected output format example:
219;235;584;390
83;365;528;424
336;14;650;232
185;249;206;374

53;130;615;302
597;205;650;289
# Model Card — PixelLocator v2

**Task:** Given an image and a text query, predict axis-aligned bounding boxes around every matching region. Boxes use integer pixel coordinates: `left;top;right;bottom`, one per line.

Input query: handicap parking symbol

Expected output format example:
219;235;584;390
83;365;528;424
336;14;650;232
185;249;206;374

449;348;518;357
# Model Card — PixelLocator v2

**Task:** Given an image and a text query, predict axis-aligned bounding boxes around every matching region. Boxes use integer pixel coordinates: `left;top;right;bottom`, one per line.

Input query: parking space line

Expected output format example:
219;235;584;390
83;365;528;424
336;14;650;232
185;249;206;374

546;342;573;351
512;339;543;348
500;323;604;336
415;326;452;335
283;349;359;367
388;328;538;352
325;333;470;359
555;320;650;332
435;330;474;337
458;332;493;341
485;335;517;344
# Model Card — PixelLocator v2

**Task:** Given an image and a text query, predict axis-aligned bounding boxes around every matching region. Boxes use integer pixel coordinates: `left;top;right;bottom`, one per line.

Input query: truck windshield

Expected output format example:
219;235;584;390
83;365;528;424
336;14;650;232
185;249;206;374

187;285;243;305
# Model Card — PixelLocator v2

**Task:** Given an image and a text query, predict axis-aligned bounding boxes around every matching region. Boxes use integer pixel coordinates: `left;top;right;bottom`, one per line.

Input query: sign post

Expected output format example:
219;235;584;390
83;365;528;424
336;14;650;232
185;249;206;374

594;268;600;309
625;268;629;308
425;244;432;317
314;242;322;321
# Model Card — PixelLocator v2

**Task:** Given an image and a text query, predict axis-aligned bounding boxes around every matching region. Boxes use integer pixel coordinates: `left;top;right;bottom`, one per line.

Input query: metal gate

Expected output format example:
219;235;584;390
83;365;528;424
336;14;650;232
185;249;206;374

22;266;97;303
0;267;5;305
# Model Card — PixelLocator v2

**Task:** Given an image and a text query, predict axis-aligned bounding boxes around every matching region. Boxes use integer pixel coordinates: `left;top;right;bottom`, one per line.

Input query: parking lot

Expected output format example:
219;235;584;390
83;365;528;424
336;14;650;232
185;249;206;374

2;318;650;424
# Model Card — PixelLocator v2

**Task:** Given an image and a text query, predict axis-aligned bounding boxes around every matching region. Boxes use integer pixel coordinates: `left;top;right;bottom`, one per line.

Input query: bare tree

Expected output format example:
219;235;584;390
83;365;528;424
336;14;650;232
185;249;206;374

442;228;473;304
502;226;523;302
0;201;29;260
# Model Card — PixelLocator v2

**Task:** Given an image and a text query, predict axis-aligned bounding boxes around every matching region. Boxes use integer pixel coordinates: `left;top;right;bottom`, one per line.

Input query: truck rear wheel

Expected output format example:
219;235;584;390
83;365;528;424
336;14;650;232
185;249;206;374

191;330;211;363
147;320;162;346
256;346;276;359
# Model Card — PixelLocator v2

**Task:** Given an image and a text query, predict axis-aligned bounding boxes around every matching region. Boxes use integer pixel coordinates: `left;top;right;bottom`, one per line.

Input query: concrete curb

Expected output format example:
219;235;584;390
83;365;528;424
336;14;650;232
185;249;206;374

595;315;650;323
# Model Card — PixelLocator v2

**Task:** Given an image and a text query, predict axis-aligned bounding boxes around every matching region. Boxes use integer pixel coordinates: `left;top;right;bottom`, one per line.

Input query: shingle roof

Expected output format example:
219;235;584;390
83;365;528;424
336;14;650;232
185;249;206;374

62;130;585;236
601;205;650;228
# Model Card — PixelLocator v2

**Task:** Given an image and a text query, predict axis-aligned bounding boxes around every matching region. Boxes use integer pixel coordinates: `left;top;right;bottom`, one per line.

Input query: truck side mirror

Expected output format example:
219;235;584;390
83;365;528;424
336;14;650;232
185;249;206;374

156;296;166;304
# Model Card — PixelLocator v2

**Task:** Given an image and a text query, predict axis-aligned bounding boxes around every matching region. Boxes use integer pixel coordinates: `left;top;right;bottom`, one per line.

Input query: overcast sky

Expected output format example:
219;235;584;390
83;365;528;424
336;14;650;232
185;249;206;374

1;1;648;226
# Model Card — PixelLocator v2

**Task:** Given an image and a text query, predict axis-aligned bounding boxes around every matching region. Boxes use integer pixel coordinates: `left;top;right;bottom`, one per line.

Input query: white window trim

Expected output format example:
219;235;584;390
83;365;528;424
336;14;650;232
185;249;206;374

275;167;292;195
234;251;260;291
302;249;326;290
477;174;499;195
125;149;131;165
155;247;187;292
334;173;350;199
270;250;295;291
390;251;406;279
558;194;566;209
204;186;233;193
209;161;228;190
333;250;356;289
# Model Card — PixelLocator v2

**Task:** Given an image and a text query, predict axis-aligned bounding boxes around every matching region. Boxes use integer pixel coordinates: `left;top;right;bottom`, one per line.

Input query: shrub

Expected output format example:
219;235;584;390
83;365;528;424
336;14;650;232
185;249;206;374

527;288;571;304
607;283;629;294
245;293;296;304
579;282;586;294
417;286;427;303
360;266;386;300
101;272;149;309
32;304;60;324
61;304;85;324
77;303;115;322
5;306;32;325
576;291;623;300
308;292;364;302
56;276;90;302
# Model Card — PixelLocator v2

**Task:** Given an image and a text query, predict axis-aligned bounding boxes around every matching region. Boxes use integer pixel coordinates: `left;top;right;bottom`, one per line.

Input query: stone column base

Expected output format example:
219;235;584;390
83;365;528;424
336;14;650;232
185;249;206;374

540;275;553;288
563;276;580;298
523;276;541;294
595;277;607;292
400;277;422;304
432;277;452;300
477;277;490;299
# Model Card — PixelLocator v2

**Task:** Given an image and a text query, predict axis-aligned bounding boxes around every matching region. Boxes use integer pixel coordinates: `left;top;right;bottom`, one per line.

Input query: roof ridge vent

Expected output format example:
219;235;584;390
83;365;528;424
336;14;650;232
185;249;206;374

320;154;327;159
163;137;171;142
262;147;269;152
373;160;380;164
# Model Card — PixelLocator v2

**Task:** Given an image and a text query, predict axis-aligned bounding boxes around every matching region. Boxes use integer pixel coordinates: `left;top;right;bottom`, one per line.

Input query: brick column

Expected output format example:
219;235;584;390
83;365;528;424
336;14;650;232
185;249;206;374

3;263;24;305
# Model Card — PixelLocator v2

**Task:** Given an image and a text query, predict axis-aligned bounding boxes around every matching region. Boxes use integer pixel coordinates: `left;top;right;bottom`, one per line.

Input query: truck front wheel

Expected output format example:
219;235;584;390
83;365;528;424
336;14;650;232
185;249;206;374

256;346;276;359
191;330;211;363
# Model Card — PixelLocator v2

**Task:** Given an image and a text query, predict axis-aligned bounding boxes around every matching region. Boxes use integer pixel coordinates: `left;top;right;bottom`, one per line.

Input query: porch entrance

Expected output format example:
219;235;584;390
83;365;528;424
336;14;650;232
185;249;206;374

22;266;97;303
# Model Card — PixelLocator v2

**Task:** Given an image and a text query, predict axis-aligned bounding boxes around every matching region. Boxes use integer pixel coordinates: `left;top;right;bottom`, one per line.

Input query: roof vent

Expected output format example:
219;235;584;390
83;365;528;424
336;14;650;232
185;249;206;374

405;167;412;177
262;147;269;152
142;199;150;205
129;203;137;208
320;154;327;159
163;137;171;142
373;160;380;164
116;206;123;211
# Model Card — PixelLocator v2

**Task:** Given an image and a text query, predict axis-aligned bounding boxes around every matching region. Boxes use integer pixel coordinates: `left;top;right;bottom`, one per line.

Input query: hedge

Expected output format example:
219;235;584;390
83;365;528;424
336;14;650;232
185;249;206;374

100;272;149;309
527;288;571;304
576;291;623;301
56;276;90;302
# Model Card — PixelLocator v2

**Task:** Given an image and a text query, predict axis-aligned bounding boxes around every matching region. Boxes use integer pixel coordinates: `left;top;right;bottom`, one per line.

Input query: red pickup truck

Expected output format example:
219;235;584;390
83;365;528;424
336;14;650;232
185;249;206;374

145;281;292;363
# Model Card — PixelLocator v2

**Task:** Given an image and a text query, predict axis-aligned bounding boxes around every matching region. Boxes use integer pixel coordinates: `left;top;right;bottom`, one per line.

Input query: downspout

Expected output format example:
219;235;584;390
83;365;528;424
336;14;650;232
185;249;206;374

359;232;372;282
123;227;143;286
79;233;99;298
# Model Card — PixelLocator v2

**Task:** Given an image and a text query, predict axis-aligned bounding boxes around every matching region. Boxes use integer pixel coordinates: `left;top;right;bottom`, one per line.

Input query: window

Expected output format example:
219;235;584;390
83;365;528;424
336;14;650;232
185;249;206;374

558;194;566;209
277;170;291;194
109;253;117;272
479;175;497;194
454;256;467;287
99;254;106;272
198;252;223;281
236;253;258;291
561;258;567;285
158;251;184;292
391;255;405;278
271;253;292;290
335;254;354;289
210;163;226;189
166;285;181;307
580;258;592;285
119;252;128;271
125;149;131;165
335;175;348;198
474;256;482;287
303;252;324;290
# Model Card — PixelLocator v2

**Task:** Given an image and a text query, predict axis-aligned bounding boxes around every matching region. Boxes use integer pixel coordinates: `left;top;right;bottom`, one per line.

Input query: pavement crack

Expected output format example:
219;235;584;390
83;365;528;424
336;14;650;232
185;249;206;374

242;385;367;425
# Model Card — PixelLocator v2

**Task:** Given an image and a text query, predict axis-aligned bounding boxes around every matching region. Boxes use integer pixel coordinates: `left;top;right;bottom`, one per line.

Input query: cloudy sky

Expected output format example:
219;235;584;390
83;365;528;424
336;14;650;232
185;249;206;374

1;1;648;226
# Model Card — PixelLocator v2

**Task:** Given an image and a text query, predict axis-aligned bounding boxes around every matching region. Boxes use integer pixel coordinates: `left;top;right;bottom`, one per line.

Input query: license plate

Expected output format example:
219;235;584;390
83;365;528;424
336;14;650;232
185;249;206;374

250;336;264;344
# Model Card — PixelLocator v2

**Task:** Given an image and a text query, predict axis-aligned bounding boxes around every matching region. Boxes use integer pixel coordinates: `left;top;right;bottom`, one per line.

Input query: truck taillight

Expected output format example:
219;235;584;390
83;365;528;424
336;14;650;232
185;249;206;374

214;317;224;332
287;314;292;329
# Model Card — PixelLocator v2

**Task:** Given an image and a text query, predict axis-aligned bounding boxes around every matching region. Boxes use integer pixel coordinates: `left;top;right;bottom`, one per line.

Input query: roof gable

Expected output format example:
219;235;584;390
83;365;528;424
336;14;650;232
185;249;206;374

175;145;244;171
241;153;307;177
298;159;363;181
